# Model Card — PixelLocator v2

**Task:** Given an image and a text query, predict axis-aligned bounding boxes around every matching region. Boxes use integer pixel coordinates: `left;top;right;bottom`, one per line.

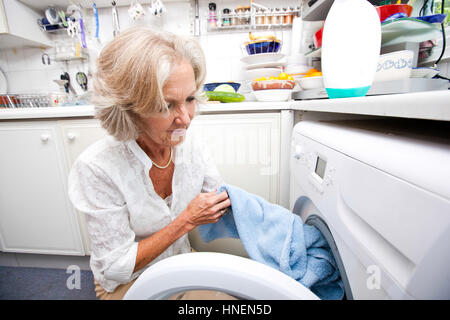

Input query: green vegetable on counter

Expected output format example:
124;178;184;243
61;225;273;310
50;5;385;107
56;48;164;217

204;91;245;103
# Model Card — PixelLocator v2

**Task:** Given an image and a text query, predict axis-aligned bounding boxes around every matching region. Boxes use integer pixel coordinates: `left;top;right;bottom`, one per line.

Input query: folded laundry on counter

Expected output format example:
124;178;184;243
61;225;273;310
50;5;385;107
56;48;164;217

199;184;344;300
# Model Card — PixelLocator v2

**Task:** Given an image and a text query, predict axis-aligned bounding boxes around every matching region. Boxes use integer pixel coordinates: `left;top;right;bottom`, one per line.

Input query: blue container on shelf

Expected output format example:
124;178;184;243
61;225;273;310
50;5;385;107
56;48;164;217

203;82;241;92
245;40;282;55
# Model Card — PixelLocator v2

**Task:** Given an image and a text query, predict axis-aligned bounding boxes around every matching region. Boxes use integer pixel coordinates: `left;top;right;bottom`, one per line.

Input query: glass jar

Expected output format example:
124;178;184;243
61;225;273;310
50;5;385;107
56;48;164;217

286;7;294;24
282;8;288;25
260;9;267;25
244;7;251;25
208;2;217;28
222;8;231;26
267;8;274;25
255;8;263;25
236;7;245;25
274;8;281;25
232;8;240;25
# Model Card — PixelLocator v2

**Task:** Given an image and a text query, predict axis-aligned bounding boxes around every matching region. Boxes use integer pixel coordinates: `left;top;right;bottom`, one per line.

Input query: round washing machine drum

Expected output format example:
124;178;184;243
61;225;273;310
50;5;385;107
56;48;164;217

123;252;320;300
292;196;353;300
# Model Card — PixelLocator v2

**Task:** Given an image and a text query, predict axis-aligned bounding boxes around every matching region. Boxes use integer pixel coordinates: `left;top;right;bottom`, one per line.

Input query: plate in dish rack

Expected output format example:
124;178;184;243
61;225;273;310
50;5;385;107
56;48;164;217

240;53;285;65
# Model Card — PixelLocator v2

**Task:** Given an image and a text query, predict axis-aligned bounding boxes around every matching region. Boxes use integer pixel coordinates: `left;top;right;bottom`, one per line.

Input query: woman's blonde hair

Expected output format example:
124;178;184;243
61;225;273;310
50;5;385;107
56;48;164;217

91;27;206;141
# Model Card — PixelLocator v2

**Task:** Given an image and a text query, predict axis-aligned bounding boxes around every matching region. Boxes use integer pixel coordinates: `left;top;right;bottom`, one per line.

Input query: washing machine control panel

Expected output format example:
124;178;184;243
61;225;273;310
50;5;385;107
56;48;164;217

293;141;335;194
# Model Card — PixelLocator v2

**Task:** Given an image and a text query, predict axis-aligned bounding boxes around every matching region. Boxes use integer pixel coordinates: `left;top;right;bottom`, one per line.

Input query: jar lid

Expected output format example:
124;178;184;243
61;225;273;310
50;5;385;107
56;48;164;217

209;3;216;10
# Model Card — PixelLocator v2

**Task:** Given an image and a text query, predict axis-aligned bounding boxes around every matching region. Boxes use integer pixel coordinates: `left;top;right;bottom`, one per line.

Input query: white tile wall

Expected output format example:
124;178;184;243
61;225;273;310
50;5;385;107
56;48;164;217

2;0;446;96
0;1;303;95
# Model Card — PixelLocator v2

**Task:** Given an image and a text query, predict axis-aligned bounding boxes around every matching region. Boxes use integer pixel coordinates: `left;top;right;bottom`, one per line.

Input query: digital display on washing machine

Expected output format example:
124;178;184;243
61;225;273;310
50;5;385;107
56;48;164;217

315;156;327;179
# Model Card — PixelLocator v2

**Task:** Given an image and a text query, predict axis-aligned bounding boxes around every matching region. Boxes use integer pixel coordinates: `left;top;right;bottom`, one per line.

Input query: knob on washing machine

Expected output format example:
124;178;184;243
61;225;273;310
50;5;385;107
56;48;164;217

294;145;303;159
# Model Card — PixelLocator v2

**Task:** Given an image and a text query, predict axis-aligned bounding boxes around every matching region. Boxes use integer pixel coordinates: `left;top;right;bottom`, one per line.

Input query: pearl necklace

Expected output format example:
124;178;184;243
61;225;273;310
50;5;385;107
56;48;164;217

150;148;173;169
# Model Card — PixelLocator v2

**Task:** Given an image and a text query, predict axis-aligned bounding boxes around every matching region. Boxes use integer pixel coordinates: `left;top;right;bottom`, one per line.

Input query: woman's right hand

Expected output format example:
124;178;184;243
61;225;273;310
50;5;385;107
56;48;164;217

181;190;231;231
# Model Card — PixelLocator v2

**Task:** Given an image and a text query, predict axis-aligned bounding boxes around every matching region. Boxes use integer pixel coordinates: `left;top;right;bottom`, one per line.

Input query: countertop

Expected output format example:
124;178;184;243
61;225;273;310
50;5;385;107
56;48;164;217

1;90;449;121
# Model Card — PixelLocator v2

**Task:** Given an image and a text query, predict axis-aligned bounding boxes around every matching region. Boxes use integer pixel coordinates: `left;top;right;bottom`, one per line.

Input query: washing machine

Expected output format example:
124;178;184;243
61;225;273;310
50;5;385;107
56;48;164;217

125;118;450;300
290;118;450;299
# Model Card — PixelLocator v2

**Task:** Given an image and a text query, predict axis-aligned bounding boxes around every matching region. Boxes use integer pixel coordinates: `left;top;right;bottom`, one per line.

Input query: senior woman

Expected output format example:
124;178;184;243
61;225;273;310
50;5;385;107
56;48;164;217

68;27;232;300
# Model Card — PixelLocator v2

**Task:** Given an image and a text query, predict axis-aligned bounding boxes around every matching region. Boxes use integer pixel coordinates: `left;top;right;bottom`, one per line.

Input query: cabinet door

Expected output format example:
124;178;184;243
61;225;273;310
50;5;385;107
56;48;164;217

58;119;107;168
0;0;52;49
58;119;107;254
0;122;84;255
188;113;281;256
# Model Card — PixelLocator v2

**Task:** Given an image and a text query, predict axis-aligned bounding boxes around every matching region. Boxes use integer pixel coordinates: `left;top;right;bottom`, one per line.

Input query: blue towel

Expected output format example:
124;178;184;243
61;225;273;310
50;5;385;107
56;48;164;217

199;184;344;300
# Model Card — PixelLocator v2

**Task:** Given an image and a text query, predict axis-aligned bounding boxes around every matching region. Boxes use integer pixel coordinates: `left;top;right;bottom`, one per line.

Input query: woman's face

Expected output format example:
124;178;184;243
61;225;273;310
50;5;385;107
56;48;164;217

139;59;197;148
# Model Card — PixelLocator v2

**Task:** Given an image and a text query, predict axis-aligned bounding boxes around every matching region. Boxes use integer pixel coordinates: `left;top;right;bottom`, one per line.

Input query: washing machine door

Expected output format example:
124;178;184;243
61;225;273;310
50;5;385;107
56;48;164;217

123;252;320;300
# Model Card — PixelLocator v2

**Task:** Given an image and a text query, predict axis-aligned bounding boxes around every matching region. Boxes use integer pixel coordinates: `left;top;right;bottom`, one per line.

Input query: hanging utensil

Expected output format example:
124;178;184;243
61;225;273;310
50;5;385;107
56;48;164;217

129;0;146;20
79;17;87;48
41;53;50;65
76;72;88;91
67;18;79;38
93;2;99;39
66;4;87;49
58;10;68;27
112;1;120;37
60;72;71;94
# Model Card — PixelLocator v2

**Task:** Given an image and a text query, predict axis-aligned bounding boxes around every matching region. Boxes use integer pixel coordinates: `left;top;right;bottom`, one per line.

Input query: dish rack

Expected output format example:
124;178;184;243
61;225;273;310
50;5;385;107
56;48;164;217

37;19;67;33
0;94;52;108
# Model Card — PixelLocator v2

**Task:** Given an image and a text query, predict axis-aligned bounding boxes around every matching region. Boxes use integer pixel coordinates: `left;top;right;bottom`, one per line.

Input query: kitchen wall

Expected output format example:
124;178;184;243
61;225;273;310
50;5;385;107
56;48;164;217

0;0;304;96
0;0;449;96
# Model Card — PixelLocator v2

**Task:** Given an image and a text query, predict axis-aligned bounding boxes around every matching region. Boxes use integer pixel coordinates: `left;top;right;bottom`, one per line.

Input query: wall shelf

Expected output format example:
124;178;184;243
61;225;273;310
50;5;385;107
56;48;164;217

0;0;52;49
205;8;300;33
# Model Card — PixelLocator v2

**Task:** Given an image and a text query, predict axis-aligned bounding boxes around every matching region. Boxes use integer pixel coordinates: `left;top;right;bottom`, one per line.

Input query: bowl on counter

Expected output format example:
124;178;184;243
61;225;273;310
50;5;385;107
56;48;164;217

374;50;413;82
252;89;293;102
375;4;413;22
297;76;324;90
203;82;241;92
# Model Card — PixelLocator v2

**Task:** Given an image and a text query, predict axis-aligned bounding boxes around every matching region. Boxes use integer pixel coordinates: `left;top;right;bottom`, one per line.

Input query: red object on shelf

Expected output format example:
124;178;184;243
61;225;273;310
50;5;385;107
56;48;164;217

375;4;413;22
314;27;323;49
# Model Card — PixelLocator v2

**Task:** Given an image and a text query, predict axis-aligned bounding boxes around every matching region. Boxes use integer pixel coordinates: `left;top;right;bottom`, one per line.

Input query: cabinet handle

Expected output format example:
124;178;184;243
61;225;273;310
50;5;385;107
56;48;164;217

40;134;50;142
67;132;77;141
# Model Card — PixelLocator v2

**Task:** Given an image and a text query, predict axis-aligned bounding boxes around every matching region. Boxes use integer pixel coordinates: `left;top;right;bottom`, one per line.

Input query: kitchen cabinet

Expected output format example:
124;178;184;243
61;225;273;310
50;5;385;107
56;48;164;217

0;0;52;49
0;121;84;255
58;119;108;255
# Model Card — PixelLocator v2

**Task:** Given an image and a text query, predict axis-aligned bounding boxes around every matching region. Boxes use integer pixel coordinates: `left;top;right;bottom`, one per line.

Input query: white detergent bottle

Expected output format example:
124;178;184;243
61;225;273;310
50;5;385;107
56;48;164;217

321;0;381;99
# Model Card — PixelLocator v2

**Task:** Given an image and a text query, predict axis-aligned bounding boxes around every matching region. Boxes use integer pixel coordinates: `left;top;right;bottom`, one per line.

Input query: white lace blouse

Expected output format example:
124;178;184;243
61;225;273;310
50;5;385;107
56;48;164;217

68;129;224;293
